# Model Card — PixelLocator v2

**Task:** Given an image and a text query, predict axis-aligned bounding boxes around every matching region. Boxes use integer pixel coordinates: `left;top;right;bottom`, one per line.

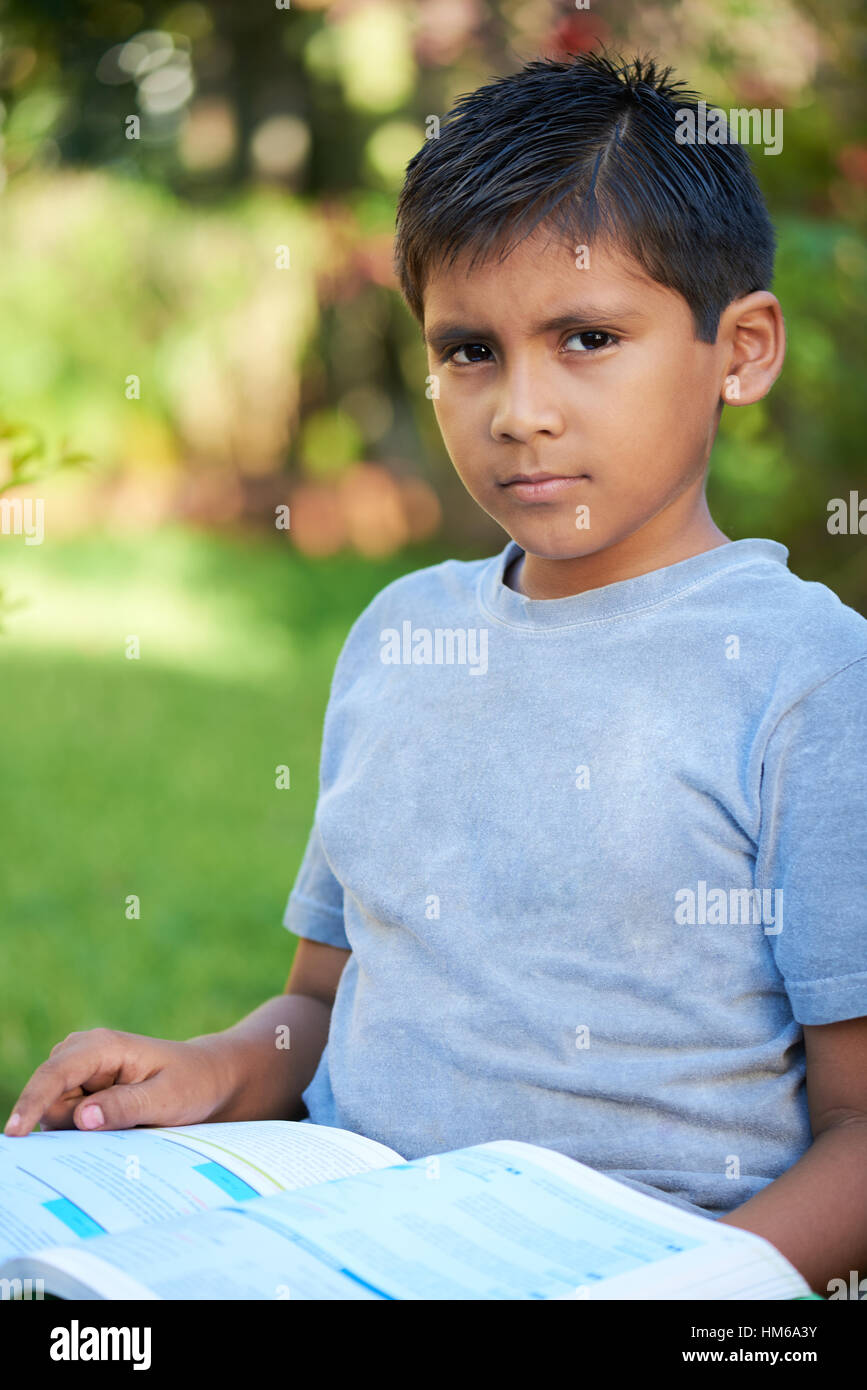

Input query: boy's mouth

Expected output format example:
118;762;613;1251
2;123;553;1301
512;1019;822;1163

501;472;591;501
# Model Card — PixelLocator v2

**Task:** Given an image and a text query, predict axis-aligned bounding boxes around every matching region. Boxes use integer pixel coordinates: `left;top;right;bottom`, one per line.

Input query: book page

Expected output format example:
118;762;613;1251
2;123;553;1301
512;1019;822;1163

5;1139;808;1299
0;1120;403;1263
0;1215;380;1301
483;1143;809;1299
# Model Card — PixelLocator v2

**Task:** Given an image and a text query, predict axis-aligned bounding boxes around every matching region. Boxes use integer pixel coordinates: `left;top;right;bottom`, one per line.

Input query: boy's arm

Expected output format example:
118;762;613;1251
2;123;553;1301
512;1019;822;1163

190;939;351;1124
717;1014;867;1294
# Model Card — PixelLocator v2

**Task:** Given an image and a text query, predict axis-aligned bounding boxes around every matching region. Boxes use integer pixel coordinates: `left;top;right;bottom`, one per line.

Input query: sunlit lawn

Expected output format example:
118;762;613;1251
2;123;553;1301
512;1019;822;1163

0;525;444;1123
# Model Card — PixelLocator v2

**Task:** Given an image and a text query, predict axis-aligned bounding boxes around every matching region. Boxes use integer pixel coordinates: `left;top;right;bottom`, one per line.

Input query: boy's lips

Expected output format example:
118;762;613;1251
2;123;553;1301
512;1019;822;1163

501;472;591;501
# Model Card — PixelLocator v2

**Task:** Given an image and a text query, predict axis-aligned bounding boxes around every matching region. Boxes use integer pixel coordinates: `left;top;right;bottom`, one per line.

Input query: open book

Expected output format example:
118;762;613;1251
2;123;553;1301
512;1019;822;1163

0;1120;813;1299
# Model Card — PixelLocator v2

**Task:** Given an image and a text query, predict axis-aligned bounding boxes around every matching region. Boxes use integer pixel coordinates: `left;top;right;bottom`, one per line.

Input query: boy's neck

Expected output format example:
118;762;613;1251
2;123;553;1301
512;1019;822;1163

504;510;731;600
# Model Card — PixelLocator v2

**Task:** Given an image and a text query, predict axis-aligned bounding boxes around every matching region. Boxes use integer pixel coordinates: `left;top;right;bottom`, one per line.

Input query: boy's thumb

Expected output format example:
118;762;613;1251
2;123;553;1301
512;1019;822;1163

74;1079;167;1131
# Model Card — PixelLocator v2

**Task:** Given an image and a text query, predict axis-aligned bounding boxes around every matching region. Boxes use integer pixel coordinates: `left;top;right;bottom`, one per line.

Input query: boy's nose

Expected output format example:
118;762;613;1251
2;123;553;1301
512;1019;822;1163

489;370;566;443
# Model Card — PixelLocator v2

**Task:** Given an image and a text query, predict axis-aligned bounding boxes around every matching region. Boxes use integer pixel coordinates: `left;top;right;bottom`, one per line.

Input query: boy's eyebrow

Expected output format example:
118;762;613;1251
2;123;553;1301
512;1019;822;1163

424;303;647;347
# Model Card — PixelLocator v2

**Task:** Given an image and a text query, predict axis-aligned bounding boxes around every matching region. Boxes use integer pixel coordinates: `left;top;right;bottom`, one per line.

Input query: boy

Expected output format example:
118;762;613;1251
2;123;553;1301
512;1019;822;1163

5;51;867;1297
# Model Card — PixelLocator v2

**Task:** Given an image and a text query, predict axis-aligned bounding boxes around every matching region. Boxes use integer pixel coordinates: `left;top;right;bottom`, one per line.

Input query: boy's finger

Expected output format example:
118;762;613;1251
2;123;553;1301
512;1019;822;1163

70;1075;172;1132
36;1094;89;1131
3;1040;127;1136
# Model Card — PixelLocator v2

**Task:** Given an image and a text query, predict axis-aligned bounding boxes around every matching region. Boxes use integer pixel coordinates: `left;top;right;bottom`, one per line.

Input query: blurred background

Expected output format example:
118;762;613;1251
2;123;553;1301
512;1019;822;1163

1;0;864;1119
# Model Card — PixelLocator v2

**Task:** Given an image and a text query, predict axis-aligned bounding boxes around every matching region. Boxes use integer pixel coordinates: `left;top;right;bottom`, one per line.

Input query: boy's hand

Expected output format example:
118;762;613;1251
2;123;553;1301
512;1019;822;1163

3;1028;241;1137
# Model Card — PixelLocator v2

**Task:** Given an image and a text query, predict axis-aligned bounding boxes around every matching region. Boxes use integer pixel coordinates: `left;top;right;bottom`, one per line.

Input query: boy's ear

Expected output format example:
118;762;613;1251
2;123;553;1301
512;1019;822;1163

717;291;785;406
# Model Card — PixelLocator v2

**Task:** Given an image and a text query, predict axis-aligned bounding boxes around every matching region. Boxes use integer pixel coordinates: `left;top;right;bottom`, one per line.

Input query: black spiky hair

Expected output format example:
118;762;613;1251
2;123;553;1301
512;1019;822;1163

393;49;776;342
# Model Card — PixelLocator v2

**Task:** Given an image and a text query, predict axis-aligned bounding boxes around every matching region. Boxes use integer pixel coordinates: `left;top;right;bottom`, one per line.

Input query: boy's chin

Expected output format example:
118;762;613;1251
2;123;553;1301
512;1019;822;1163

503;526;615;561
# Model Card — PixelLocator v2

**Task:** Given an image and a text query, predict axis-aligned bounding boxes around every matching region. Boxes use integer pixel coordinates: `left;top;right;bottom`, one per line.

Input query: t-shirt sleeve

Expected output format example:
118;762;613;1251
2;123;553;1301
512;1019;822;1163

281;582;395;952
282;815;350;949
757;656;867;1025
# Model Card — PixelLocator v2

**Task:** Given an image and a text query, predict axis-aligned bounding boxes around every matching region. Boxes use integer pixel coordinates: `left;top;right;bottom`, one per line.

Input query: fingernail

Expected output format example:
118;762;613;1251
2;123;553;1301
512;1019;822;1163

5;1112;21;1132
80;1105;104;1129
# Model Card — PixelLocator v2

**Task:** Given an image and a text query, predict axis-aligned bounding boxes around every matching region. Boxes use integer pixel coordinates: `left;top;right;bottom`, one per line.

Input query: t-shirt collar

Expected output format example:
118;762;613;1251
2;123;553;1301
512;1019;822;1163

478;537;790;629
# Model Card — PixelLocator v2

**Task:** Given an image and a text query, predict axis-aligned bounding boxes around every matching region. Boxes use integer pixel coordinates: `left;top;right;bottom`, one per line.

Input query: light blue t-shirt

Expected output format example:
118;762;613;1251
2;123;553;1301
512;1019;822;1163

283;537;867;1219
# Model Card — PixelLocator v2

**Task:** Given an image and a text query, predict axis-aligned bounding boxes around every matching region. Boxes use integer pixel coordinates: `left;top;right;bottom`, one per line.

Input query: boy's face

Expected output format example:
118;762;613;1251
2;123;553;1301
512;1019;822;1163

422;227;732;589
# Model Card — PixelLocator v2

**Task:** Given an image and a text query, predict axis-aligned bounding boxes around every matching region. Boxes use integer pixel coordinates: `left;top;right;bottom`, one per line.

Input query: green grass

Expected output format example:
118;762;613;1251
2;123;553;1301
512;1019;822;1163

0;525;447;1122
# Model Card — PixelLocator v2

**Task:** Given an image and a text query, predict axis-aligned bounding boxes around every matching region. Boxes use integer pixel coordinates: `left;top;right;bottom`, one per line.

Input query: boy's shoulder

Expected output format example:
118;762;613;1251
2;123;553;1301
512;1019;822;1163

328;551;491;685
351;551;490;628
730;552;867;692
689;546;866;743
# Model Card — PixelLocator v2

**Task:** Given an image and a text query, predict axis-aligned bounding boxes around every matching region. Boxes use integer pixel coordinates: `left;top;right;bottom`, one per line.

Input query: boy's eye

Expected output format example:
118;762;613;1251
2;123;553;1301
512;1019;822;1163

563;330;616;352
442;331;616;365
443;343;492;365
